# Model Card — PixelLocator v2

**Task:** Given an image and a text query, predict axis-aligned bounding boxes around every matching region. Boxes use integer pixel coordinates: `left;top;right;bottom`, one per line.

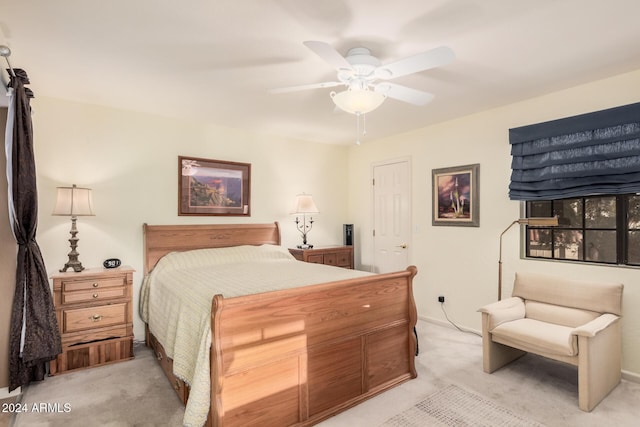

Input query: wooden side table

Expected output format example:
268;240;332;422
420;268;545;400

49;266;135;374
289;246;354;269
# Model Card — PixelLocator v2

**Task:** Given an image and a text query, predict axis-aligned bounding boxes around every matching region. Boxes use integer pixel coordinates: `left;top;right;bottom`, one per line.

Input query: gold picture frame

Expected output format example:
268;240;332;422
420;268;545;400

178;156;251;216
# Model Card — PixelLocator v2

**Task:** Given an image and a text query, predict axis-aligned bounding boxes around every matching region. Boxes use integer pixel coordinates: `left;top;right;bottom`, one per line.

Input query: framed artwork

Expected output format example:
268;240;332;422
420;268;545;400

432;163;479;227
178;156;251;216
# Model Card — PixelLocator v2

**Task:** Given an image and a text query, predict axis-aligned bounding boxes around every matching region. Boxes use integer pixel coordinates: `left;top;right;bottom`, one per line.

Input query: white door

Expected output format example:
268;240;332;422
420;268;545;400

373;159;411;273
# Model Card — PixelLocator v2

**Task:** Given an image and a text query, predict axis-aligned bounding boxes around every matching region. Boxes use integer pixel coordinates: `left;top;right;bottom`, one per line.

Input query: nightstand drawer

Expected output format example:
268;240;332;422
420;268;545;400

63;303;127;333
336;252;351;267
62;287;126;304
50;336;134;375
62;276;126;292
307;254;324;264
323;253;337;266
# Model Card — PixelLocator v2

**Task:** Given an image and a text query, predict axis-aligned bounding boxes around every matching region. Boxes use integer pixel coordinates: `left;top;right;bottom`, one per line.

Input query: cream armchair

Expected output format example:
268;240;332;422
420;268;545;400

478;272;623;411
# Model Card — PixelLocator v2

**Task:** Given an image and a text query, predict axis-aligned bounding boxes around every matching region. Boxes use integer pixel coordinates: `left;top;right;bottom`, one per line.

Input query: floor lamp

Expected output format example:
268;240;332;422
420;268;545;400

498;216;558;300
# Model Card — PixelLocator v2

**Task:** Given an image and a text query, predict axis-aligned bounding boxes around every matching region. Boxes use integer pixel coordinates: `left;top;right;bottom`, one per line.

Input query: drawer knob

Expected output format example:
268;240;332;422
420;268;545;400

89;314;103;322
92;293;99;299
174;379;181;391
92;282;99;288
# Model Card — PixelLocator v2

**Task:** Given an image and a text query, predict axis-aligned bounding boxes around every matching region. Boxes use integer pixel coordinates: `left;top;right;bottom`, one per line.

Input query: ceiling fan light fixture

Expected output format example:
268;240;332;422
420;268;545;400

330;89;386;115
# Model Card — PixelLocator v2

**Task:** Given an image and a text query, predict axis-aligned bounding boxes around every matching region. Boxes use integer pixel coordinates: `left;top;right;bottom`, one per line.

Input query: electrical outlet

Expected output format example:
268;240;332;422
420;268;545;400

438;296;445;303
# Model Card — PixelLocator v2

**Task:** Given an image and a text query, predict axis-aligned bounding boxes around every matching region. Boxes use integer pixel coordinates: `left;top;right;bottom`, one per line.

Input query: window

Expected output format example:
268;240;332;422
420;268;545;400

511;102;640;266
526;194;640;266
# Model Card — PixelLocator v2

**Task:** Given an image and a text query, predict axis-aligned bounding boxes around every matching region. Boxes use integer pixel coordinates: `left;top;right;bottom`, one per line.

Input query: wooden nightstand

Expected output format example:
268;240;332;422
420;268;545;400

289;246;354;269
49;266;135;375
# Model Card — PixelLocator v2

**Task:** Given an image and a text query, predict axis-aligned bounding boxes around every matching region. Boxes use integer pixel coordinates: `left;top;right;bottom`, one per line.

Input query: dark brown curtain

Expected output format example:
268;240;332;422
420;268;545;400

6;69;61;391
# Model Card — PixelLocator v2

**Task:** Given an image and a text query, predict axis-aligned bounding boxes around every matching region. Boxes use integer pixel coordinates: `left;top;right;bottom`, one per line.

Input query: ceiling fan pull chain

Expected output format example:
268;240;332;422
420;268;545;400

363;113;367;137
356;112;361;145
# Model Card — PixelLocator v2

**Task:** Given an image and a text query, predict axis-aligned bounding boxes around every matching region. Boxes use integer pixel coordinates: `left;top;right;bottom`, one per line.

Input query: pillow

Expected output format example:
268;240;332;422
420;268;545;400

154;244;295;273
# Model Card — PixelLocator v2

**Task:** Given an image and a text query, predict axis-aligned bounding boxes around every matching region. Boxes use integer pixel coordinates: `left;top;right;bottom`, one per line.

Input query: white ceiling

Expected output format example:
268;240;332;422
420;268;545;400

2;0;640;145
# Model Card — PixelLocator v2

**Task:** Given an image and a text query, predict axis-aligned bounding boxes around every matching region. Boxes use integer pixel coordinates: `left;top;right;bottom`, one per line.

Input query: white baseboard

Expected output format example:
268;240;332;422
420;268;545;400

419;314;482;335
419;315;640;385
0;386;21;399
622;369;640;384
419;314;448;327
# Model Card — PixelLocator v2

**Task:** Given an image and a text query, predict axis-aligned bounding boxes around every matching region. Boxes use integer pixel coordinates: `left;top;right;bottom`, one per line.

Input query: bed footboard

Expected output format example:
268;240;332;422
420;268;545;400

210;266;418;426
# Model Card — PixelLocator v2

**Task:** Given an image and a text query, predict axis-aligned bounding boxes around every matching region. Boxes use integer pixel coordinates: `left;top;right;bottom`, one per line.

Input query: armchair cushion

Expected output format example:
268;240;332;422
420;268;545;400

524;301;600;327
513;272;623;315
492;318;578;356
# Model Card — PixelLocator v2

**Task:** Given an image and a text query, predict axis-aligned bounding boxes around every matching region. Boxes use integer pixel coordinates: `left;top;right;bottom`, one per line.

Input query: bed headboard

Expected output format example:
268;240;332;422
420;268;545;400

142;222;281;275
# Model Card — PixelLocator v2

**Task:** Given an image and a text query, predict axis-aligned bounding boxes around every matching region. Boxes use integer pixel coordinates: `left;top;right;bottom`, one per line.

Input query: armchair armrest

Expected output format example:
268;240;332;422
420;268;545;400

572;313;620;338
478;297;525;330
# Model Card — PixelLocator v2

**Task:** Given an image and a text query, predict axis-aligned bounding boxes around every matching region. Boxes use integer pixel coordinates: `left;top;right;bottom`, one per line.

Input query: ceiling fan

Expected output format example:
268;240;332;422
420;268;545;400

270;41;455;114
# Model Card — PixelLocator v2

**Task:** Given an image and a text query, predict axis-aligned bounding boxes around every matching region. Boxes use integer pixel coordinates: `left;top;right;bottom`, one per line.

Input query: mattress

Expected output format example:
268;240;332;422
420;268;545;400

139;244;371;427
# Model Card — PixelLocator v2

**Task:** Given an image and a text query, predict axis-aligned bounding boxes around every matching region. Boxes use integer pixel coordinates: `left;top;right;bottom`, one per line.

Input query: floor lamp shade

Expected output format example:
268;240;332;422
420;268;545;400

498;216;558;300
53;184;95;272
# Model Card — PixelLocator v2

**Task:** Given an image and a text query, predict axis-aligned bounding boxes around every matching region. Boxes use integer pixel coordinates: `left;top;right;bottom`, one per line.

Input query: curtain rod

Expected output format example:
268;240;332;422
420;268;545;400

1;45;15;91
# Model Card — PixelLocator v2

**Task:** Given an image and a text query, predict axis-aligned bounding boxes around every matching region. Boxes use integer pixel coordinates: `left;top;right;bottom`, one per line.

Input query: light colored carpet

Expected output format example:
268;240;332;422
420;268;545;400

12;342;184;427
379;384;544;427
8;320;640;427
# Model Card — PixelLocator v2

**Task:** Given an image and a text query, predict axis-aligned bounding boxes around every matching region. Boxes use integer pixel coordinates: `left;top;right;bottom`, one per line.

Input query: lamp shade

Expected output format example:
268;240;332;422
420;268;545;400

52;185;95;216
331;89;386;115
291;194;319;214
518;217;559;226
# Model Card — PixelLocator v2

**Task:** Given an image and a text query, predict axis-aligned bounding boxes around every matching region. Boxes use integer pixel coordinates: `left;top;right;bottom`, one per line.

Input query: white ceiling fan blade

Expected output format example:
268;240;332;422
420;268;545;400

303;40;353;71
375;46;455;79
374;83;434;106
269;81;343;94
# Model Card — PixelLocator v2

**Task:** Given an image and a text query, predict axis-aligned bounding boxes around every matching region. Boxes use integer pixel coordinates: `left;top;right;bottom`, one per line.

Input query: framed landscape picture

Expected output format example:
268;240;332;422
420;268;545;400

178;156;251;216
432;163;479;227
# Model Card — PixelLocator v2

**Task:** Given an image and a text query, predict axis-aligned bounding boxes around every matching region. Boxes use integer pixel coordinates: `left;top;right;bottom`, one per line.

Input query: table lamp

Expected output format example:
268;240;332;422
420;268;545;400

292;193;319;249
53;184;95;272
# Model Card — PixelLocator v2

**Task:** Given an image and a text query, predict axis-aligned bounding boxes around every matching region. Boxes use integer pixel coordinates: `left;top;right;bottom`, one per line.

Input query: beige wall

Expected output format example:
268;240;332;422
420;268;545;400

1;108;18;390
346;68;640;378
28;97;352;344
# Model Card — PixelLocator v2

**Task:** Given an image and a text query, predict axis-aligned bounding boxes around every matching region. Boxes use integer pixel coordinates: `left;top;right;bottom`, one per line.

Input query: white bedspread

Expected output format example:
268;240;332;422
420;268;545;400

139;244;371;427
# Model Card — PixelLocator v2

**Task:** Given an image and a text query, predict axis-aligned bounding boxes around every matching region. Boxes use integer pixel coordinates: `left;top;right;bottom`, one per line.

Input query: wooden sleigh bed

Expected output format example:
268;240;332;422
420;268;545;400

142;222;418;427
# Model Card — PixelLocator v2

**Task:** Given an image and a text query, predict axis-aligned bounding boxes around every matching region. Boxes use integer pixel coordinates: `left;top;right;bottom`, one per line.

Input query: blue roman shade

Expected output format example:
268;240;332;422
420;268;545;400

509;102;640;200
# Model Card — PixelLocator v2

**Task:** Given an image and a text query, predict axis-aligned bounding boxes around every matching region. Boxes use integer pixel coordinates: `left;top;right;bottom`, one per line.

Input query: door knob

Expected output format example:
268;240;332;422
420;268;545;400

396;243;407;249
